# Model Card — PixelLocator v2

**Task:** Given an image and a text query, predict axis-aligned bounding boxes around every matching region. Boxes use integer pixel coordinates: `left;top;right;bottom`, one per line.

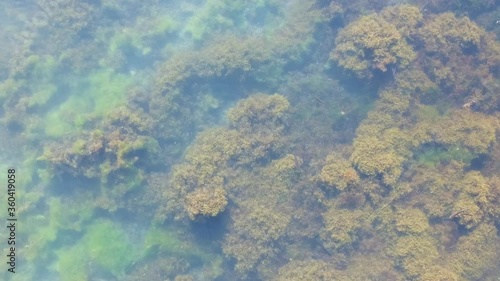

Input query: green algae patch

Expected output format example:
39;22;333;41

23;215;59;263
415;145;476;167
27;83;57;109
84;220;136;276
18;55;60;110
79;68;133;118
48;197;95;232
43;69;132;137
44;107;80;137
145;226;178;250
144;226;215;263
55;245;87;281
22;196;95;263
143;225;223;279
107;15;178;57
182;0;281;41
54;219;138;281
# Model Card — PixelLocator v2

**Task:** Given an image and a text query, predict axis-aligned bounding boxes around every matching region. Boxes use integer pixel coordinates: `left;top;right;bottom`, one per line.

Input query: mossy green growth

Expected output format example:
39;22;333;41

116;136;161;166
414;104;443;123
105;167;145;197
85;220;136;275
415;145;476;167
145;226;183;252
23;214;59;262
25;55;58;81
54;219;137;281
144;226;202;258
0;78;21;104
108;29;147;56
22;55;59;108
144;225;223;279
86;68;132;115
15;151;39;192
183;0;233;41
27;83;57;108
99;161;113;182
108;15;177;57
22;198;66;262
148;16;178;38
182;0;280;41
1;155;43;220
44;108;77;137
44;68;132;137
71;139;88;155
0;54;60;126
22;196;95;262
55;244;87;281
48;197;94;232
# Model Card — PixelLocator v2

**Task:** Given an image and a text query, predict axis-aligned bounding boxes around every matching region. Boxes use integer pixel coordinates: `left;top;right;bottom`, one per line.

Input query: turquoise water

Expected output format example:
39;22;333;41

1;0;499;280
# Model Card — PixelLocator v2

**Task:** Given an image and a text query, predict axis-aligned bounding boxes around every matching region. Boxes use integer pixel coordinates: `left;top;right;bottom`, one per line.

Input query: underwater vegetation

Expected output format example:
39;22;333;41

54;219;136;281
1;0;499;280
331;7;417;78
